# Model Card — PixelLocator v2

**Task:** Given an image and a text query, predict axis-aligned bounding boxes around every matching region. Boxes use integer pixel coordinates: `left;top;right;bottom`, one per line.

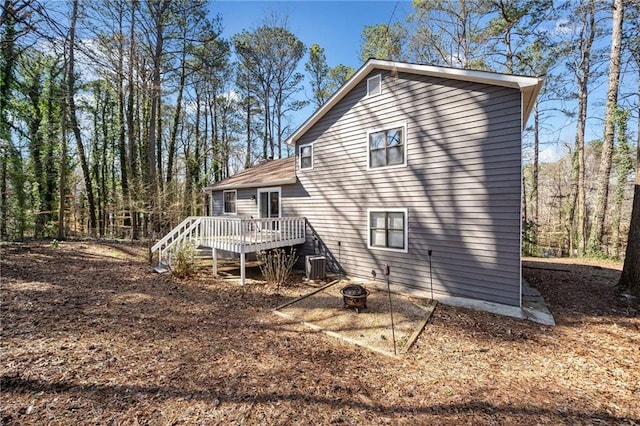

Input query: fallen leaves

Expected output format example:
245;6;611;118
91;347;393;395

0;242;639;425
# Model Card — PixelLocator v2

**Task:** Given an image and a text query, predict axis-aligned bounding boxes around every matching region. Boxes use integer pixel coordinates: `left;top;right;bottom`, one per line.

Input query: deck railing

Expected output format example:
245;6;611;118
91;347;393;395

152;216;306;267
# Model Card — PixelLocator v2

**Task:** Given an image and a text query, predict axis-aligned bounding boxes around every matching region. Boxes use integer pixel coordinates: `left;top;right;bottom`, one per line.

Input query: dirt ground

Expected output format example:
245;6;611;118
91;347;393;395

1;241;639;425
277;281;436;357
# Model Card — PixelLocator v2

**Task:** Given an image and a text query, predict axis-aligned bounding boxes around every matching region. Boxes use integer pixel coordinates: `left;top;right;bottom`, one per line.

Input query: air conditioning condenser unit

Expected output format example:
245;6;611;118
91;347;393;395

305;255;326;280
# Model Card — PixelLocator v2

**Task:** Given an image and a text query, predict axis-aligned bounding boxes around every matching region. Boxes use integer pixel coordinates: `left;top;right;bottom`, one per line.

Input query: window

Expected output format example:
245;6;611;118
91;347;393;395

368;208;408;252
368;124;406;169
257;187;281;231
223;190;236;214
299;143;313;170
367;74;381;96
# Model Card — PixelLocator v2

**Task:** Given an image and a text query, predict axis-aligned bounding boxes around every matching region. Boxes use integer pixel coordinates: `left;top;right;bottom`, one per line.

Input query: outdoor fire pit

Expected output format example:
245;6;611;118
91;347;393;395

341;284;370;313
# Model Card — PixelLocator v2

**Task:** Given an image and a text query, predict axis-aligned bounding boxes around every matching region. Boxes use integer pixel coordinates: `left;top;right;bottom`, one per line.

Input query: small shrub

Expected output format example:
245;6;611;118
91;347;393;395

51;239;59;249
171;240;197;278
257;247;298;285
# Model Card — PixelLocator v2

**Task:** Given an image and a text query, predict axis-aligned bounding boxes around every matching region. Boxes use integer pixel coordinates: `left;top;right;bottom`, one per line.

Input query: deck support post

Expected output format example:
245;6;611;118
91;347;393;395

212;247;218;277
240;250;246;286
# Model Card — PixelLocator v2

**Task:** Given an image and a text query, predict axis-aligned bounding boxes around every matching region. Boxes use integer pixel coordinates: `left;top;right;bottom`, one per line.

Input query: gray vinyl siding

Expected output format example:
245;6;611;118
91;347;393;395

293;70;523;306
211;185;306;218
211;188;257;217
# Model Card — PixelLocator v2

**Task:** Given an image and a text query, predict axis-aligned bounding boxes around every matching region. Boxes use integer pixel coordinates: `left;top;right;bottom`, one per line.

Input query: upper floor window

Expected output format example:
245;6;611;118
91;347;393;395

299;143;313;170
368;124;406;169
367;74;381;97
223;190;237;214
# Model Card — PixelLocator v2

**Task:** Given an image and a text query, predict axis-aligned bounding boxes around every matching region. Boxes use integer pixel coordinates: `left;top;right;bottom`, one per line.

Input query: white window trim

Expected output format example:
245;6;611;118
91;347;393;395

367;74;382;97
367;207;409;253
299;142;313;170
256;186;282;219
366;121;408;170
222;190;237;215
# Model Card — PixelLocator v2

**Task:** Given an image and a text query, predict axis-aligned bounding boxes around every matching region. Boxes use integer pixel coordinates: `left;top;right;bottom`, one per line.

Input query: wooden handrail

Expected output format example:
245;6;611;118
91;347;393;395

151;216;306;266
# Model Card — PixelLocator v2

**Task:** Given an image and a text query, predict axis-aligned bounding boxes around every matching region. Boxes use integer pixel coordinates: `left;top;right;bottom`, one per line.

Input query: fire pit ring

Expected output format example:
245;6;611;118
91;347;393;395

340;284;370;313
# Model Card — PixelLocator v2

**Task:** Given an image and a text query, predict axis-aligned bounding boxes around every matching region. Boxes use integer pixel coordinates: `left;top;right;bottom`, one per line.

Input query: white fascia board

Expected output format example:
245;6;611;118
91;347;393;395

285;59;544;145
372;60;541;89
521;81;544;129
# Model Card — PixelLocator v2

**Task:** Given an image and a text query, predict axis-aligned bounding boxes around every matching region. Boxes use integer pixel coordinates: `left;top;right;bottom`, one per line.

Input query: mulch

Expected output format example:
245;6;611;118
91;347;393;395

1;241;638;425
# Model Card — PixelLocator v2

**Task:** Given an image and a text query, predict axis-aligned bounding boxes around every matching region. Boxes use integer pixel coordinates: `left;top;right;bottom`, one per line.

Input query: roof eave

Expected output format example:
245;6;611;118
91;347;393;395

286;59;544;145
203;177;297;192
521;78;544;130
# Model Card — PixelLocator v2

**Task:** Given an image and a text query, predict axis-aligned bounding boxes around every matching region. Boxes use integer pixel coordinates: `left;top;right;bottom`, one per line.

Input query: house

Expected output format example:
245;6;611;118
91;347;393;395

207;157;297;219
159;59;543;317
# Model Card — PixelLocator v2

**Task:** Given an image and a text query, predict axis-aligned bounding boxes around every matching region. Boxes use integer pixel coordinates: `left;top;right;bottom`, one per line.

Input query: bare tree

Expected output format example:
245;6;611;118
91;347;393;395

233;23;305;160
67;0;98;237
143;0;170;234
566;0;598;256
408;0;492;69
587;0;625;254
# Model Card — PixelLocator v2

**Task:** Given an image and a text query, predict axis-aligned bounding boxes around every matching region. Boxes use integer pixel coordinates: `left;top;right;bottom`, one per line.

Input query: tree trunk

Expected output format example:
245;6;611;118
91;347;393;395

90;90;102;236
0;0;17;239
156;96;163;192
126;1;138;239
567;148;579;255
100;95;109;237
618;61;640;294
67;0;98;237
619;181;640;294
522;173;528;224
587;0;624;254
245;90;252;169
0;149;7;239
211;92;220;181
116;2;129;237
45;63;62;233
57;94;67;240
166;33;187;185
276;92;282;159
184;88;201;217
572;0;596;256
263;87;269;160
146;0;170;234
25;72;45;237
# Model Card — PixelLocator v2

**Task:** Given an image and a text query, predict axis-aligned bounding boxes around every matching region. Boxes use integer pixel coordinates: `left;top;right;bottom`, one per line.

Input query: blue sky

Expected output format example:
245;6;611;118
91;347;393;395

211;1;413;70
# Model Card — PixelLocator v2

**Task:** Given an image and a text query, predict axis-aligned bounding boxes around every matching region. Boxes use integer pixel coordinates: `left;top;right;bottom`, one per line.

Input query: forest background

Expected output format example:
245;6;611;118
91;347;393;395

0;0;638;276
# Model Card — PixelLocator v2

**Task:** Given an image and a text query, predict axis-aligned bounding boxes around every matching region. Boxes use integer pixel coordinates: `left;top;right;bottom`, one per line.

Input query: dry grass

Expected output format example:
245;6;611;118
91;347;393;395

1;242;639;425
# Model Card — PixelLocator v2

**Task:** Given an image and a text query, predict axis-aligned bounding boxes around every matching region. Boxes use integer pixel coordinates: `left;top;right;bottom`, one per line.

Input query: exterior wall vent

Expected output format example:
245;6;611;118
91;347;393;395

305;255;326;280
367;74;381;96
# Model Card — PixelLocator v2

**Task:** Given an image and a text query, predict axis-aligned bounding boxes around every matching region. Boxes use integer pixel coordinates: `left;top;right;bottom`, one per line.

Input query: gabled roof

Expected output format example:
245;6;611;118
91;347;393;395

204;157;296;191
286;59;544;146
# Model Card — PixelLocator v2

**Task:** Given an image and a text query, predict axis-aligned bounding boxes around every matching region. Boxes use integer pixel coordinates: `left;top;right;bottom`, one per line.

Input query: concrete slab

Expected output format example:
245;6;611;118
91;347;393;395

355;277;556;326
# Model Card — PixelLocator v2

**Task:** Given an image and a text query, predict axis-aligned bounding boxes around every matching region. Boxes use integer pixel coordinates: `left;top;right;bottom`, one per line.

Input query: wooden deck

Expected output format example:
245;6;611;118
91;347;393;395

151;216;306;285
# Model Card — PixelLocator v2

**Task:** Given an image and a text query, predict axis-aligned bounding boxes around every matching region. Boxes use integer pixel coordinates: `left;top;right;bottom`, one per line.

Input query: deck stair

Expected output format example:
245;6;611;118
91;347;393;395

151;216;306;284
153;260;170;274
